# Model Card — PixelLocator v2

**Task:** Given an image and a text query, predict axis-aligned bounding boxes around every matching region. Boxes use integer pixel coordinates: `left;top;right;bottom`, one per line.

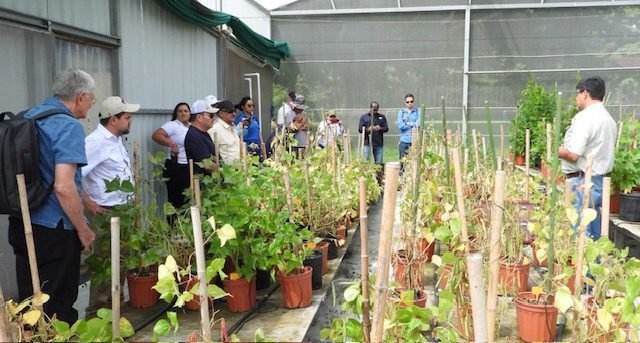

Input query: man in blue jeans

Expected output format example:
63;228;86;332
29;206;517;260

397;93;421;161
559;76;617;240
358;101;388;165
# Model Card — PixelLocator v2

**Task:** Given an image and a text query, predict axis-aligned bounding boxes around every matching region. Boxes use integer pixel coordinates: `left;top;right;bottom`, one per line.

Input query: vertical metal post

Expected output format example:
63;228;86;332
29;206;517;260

461;5;471;141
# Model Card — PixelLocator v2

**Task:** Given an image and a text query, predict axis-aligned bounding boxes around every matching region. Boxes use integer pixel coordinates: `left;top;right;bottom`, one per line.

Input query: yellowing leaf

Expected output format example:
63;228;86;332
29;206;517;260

157;264;172;280
566;207;579;226
207;216;216;230
216;224;236;247
444;203;453;212
32;293;50;306
229;272;241;281
554;286;574;314
119;317;135;338
423;232;435;243
431;255;442;267
164;255;179;274
23;310;41;326
597;308;613;331
580;208;597;227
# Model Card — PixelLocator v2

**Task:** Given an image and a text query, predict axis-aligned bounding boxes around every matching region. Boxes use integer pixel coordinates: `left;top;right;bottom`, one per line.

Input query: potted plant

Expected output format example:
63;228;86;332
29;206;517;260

515;291;558;342
611;115;640;220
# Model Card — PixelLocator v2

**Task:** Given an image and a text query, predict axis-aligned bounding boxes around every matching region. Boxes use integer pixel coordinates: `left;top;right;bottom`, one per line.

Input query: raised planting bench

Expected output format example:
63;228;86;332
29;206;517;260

610;215;640;259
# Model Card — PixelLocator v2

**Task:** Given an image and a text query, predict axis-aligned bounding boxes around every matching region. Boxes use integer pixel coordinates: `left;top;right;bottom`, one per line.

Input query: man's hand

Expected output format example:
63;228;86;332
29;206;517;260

77;226;96;253
83;193;110;215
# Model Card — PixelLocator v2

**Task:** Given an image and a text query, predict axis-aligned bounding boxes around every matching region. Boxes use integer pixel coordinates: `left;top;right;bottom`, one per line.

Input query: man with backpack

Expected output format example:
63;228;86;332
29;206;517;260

82;96;140;316
7;69;97;324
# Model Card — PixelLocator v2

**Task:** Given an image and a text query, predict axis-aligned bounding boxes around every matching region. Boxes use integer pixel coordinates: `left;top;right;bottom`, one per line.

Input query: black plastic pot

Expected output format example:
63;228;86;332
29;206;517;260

255;268;273;290
322;238;339;260
620;191;640;222
303;250;323;290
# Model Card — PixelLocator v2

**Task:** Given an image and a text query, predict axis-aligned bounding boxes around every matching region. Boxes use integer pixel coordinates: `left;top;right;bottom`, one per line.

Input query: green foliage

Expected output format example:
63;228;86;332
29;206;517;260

611;115;640;193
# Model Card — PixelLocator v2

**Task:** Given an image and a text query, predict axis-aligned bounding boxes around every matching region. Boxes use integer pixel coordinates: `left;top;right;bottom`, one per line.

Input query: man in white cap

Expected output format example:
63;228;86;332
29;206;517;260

82;95;139;315
185;99;220;175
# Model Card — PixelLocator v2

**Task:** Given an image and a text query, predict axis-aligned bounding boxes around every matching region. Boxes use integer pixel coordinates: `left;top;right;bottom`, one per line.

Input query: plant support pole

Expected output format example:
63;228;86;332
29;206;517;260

452;148;470;254
472;129;480;172
359;178;371;343
371;162;401;343
189;159;194;202
111;217;121;340
467;252;488;342
500;124;505;162
0;284;11;342
487;171;506;342
283;169;294;222
525;129;530;201
191;206;211;341
602;177;611;238
304;161;313;232
16;174;43;312
194;178;201;209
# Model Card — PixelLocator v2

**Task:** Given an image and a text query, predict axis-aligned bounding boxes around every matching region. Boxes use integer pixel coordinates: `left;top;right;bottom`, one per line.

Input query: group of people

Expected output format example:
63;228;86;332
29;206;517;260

7;68;615;326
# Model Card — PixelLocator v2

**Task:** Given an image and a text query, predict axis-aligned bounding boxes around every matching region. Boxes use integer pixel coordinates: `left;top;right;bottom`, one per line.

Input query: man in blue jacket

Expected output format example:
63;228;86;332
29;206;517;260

397;93;421;161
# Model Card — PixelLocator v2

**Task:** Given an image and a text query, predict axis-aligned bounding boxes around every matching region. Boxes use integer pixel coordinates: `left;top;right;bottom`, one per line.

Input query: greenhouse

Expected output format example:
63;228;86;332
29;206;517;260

1;0;640;342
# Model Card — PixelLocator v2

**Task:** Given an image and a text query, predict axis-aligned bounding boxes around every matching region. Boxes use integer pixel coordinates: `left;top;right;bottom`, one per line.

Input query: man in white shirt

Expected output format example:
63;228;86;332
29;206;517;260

209;100;241;164
277;90;296;130
82;95;140;315
559;76;617;239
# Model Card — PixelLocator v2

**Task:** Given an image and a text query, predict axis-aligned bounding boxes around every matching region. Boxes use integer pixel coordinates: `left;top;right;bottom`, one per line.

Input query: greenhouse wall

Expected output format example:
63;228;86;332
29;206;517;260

271;3;640;149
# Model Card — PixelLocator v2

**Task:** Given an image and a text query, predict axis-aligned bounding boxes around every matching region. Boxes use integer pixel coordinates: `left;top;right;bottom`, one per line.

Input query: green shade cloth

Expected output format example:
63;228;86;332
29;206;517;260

157;0;290;68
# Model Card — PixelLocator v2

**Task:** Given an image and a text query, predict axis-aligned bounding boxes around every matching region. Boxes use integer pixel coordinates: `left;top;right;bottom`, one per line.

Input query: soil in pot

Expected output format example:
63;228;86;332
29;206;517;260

303;250;323;290
322;238;339;260
499;260;530;295
127;269;159;309
388;288;428;308
277;266;313;309
515;292;557;342
392;249;425;289
620;191;640;222
222;277;257;313
315;241;329;275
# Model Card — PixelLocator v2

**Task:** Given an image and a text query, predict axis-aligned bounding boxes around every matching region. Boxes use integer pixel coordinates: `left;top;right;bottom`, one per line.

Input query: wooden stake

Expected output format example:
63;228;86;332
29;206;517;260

463;148;469;176
189;159;195;202
482;136;487;160
0;284;12;342
371;162;401;343
304;161;313;231
564;179;572;208
525;129;530;201
213;132;220;166
500;124;505;161
497;156;502;171
472;129;480;171
602;177;611;238
111;217;121;340
343;134;349;165
16;174;43;312
194;178;201;209
546;123;552;163
359;178;371;343
487;171;506;342
616;122;623;149
261;142;267;161
361;127;366;160
451;149;470;254
574;155;593;297
467;253;488;342
190;206;210;341
283;169;294;222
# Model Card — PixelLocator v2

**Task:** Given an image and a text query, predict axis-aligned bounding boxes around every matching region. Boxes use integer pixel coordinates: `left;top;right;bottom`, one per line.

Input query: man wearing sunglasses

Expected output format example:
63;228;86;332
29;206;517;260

397;93;421;161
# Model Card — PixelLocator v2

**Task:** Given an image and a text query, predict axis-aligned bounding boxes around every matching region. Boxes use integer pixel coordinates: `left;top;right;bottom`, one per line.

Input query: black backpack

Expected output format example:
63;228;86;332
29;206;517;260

0;109;63;216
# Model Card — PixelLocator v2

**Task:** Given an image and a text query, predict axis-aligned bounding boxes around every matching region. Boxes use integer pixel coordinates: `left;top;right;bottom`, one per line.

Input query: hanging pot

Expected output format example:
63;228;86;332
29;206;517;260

515;292;557;342
277;266;313;309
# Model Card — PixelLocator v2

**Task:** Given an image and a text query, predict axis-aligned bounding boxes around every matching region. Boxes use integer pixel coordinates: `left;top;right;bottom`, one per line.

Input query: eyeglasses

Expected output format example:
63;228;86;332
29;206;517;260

405;100;414;103
246;104;255;108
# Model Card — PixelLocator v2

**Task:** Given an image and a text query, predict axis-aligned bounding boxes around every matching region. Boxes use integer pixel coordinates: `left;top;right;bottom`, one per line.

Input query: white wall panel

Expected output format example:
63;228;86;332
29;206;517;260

222;0;271;38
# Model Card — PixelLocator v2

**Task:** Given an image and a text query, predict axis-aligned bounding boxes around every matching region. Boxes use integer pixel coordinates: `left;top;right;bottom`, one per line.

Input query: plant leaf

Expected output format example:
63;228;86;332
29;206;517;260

23;310;41;326
32;293;50;306
120;317;135;337
96;308;112;320
566;207;579;226
343;287;359;302
597;308;613;331
216;224;236;247
153;319;171;337
580;208;597;227
554;286;574;313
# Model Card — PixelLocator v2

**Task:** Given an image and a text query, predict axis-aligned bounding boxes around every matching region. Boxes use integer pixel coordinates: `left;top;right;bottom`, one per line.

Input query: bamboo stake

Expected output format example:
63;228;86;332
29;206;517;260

564;179;572;208
0;284;11;342
189;159;194;202
616;122;623;149
304;161;313;232
525;129;530;201
487;171;506;342
463;148;469;176
500;124;505;161
451;149;470;254
482;136;487;160
546;123;552;163
190;206;210;341
283;169;294;222
497;156;503;171
472;129;480;172
467;252;488;342
16;174;43;312
359;178;371;343
111;217;121;340
361;127;366;160
343;134;349;165
337;158;343;195
574;155;593;297
213;132;220;166
371;162;401;343
194;178;201;209
602;177;611;238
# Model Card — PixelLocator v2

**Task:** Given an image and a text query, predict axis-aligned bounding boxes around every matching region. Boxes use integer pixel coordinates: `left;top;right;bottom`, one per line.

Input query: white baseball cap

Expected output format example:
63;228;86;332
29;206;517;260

191;99;219;115
204;95;218;105
99;96;140;118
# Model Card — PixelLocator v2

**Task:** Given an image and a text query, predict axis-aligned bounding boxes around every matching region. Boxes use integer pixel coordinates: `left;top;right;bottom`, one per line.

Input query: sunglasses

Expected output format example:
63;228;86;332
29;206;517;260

405;100;414;103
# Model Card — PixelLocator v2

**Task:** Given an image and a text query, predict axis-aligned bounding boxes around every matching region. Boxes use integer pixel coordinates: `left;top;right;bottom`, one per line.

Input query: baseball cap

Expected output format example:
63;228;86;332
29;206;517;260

204;95;218;105
191;99;219;115
215;100;235;113
99;96;140;118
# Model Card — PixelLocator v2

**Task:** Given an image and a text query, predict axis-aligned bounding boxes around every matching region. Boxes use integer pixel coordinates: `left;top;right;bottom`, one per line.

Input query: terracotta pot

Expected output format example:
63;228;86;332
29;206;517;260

388;288;428;308
531;242;548;267
277;266;313;309
336;227;347;247
419;239;435;262
515;292;557;342
552;262;576;294
127;269;159;309
315;241;329;275
392;249;425;289
184;276;214;311
499;260;530;295
610;192;620;214
438;264;453;289
222;277;257;313
515;155;525;166
586;296;623;343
